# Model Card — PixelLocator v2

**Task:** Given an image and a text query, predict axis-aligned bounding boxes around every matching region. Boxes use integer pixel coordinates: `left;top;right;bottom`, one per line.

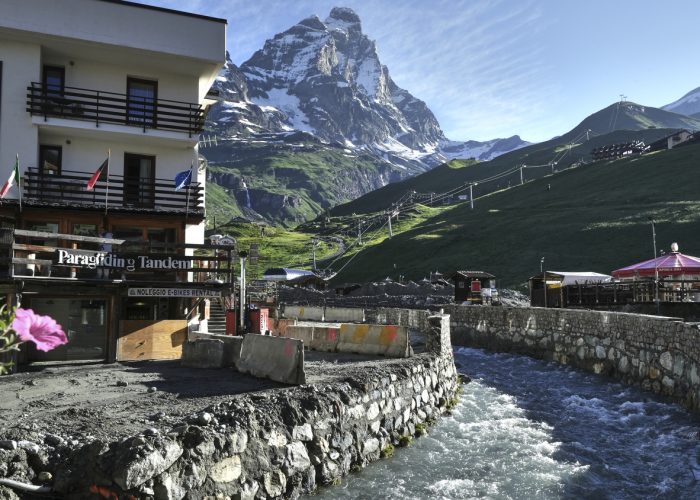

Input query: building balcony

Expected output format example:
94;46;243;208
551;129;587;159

27;83;206;137
21;168;204;216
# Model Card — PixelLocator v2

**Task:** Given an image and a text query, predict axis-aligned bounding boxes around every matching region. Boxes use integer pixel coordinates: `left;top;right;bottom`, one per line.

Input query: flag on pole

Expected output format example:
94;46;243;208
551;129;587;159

0;155;20;198
174;165;193;191
87;157;109;191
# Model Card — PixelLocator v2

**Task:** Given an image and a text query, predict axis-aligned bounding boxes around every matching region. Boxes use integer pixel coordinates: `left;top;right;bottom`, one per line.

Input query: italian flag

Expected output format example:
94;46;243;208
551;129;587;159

0;155;19;198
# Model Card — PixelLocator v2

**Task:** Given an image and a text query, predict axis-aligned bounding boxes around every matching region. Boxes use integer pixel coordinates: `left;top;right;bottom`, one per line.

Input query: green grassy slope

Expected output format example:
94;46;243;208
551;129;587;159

329;142;700;289
204;137;405;226
207;221;338;280
332;128;677;216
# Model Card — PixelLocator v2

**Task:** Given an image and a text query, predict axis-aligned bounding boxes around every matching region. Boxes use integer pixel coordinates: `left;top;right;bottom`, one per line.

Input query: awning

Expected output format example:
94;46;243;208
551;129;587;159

612;251;700;278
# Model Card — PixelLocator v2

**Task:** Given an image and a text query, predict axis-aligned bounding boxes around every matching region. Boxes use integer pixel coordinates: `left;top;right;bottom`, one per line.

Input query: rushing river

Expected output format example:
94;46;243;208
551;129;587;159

316;347;700;499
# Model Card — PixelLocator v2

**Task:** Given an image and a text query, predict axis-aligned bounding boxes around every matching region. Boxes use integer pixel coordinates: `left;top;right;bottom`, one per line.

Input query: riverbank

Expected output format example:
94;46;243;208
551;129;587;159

445;304;700;414
317;346;700;499
0;313;457;499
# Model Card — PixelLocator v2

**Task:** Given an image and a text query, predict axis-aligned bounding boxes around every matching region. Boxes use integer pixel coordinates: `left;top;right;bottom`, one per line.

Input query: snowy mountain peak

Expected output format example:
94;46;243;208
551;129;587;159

661;86;700;118
326;7;362;32
208;8;528;172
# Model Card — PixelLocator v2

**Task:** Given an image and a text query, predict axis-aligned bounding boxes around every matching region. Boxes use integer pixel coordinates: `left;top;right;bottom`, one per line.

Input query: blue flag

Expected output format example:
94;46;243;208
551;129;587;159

174;166;193;191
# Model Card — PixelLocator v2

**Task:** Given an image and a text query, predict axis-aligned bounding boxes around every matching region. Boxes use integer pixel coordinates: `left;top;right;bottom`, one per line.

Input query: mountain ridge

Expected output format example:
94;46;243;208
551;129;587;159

662;86;700;118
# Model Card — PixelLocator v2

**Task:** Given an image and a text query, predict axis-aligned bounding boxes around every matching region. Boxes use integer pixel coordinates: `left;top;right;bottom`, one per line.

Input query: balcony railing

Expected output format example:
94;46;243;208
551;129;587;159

26;82;206;136
22;168;204;215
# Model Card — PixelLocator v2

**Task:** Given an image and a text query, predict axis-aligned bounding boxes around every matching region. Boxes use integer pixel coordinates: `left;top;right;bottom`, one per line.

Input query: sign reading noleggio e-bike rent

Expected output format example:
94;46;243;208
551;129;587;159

127;288;222;298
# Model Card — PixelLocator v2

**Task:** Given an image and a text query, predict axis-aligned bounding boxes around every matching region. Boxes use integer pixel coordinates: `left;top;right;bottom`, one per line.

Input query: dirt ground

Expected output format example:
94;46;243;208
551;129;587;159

0;352;392;445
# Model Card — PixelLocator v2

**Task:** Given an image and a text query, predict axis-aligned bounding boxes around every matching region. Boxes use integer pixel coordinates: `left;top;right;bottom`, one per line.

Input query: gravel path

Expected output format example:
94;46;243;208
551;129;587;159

0;353;396;445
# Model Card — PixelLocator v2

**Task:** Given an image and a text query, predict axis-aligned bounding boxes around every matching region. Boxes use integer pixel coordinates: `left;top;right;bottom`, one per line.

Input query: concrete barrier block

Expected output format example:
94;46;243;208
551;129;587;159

337;324;411;358
236;334;306;385
283;305;324;321
181;339;225;368
310;326;340;352
284;326;314;345
324;307;365;323
186;332;243;367
270;318;297;337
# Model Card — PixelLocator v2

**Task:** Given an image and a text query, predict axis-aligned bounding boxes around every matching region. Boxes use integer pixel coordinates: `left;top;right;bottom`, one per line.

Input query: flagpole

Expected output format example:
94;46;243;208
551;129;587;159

105;149;110;215
17;154;22;213
185;185;190;219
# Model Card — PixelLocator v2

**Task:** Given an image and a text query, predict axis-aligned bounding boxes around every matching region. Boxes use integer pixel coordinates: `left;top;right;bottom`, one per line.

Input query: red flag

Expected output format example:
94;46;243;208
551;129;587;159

87;158;108;191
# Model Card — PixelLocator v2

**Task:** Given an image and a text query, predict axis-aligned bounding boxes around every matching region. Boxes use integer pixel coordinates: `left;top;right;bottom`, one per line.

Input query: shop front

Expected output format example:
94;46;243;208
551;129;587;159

0;226;234;366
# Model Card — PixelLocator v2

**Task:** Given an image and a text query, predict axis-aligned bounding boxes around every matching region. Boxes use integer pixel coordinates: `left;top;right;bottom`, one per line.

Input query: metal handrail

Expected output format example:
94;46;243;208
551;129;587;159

27;82;206;136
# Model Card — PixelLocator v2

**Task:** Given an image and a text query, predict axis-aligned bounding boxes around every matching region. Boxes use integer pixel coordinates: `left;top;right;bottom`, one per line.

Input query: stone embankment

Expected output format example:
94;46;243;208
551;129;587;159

445;305;700;413
0;311;458;499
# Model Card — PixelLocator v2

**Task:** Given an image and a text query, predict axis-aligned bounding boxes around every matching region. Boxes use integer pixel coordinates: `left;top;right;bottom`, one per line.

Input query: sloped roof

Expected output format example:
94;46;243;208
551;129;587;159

450;270;495;280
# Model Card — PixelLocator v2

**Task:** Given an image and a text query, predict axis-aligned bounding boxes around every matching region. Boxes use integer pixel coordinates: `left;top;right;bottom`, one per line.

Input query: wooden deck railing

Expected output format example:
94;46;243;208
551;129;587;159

0;229;235;284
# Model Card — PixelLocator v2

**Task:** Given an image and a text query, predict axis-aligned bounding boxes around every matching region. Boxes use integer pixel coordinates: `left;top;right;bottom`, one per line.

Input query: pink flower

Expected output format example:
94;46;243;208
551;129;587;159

12;308;67;352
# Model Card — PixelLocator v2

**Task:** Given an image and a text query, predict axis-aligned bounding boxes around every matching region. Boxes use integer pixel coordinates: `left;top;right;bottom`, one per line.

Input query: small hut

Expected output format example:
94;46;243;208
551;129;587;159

450;271;496;304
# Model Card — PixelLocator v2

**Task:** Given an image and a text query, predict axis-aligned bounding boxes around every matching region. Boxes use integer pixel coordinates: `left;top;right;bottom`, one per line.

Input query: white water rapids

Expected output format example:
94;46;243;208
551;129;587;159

316;347;700;499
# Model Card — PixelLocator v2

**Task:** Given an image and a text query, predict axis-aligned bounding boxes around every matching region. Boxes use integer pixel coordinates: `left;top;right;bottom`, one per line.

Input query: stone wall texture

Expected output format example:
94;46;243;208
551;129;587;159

24;312;458;499
444;305;700;413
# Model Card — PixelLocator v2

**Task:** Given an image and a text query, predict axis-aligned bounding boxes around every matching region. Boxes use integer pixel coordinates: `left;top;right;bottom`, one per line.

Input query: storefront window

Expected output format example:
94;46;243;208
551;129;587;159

27;298;107;361
112;226;144;252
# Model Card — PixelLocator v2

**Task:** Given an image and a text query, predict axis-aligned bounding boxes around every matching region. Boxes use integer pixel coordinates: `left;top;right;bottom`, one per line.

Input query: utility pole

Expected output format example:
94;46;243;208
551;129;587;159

520;165;525;185
312;239;318;270
649;218;659;314
238;250;248;332
469;183;477;209
387;212;393;238
357;219;362;246
550;163;555;175
541;257;547;308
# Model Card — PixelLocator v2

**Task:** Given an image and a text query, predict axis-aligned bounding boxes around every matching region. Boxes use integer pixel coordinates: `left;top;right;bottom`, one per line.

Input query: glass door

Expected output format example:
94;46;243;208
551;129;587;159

126;77;157;127
123;153;155;207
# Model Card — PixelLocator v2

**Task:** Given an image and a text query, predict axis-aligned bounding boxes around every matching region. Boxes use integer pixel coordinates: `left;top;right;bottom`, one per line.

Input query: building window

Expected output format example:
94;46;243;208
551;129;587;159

42;65;65;97
39;145;62;175
123;153;155;207
127;77;157;127
26;298;107;361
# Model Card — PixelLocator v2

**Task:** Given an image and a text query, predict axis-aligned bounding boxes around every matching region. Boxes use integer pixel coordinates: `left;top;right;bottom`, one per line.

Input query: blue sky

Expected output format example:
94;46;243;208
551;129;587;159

139;0;700;143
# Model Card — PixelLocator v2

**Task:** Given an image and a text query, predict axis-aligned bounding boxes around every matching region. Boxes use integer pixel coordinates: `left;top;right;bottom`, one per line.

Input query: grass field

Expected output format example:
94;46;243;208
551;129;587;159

210;221;338;279
325;142;700;289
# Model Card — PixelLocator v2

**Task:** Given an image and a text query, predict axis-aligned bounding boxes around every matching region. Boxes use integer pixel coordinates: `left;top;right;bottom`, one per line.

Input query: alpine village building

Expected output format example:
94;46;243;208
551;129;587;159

0;0;228;365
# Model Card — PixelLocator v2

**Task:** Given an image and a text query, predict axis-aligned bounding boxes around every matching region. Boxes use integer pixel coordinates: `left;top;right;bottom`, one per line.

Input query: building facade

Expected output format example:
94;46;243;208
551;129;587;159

0;0;228;364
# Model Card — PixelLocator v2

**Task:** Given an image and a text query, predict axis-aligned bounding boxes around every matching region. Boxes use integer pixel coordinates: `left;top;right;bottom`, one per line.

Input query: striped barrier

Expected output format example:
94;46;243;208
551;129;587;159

337;324;411;358
235;334;306;385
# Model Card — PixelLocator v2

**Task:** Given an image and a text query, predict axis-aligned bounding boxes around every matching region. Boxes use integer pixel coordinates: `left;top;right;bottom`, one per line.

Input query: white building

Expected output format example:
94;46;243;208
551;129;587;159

0;0;225;244
0;0;228;364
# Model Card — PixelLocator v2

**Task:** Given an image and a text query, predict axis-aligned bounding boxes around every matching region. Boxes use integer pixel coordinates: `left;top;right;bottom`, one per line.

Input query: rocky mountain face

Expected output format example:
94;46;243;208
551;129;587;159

662;86;700;118
204;7;527;224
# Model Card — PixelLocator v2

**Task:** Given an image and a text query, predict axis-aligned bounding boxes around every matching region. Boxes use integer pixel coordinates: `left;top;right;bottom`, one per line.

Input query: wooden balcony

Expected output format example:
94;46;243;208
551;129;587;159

26;82;206;136
0;228;235;285
22;168;204;216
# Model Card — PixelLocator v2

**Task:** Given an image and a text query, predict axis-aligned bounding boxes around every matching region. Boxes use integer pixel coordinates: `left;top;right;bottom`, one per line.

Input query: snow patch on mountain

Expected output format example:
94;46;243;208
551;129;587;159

440;136;530;161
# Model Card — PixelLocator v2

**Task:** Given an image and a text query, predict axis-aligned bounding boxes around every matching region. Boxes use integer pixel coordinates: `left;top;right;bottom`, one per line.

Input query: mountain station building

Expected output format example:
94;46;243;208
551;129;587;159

0;0;228;365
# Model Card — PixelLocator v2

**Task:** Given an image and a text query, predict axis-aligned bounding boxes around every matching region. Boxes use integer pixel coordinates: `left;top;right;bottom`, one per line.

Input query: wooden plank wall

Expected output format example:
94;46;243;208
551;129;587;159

117;320;187;361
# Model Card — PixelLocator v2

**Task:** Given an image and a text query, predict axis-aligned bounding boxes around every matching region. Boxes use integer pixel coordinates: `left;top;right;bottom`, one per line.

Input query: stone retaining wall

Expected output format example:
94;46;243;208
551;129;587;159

444;305;700;413
4;312;457;499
